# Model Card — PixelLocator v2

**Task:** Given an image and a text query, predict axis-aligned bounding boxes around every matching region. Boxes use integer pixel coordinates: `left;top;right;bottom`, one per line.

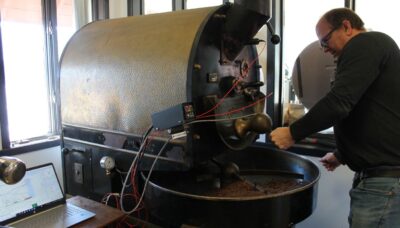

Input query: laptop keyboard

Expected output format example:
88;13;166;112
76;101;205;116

66;204;82;216
10;206;67;228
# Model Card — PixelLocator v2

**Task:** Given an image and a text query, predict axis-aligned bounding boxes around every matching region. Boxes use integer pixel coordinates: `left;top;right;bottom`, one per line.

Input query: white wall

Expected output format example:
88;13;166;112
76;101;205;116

14;146;64;190
297;156;353;228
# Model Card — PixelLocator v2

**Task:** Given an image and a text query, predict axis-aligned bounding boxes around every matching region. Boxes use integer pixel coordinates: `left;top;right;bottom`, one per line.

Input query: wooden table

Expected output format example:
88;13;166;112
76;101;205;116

68;195;125;227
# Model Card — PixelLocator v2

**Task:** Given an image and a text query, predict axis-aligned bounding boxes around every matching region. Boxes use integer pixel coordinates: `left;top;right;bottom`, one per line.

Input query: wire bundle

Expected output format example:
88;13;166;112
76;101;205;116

196;41;268;120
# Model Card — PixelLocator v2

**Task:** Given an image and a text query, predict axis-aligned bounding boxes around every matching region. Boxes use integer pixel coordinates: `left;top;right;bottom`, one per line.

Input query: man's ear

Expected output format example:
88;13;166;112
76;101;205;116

342;20;352;34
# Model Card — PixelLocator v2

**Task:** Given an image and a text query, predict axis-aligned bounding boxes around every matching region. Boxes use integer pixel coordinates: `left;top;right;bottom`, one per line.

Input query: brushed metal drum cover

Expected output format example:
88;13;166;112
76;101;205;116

60;7;216;135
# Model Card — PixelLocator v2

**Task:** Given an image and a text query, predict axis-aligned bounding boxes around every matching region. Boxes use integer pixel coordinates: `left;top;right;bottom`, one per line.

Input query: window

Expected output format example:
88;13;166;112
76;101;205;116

186;0;222;9
355;0;400;45
57;0;77;57
109;0;128;19
1;0;51;144
281;0;344;127
144;0;172;14
0;0;76;148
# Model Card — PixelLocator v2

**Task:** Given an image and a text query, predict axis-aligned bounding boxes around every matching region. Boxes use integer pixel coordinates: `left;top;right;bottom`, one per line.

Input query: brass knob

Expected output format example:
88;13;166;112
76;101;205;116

234;113;272;138
0;156;26;184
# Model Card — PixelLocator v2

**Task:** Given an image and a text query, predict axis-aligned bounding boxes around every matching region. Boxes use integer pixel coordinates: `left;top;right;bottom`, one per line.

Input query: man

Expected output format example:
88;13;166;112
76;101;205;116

270;8;400;227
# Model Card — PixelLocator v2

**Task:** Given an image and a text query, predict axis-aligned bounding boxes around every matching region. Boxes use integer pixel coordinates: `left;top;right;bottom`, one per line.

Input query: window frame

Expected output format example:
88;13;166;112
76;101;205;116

0;0;61;151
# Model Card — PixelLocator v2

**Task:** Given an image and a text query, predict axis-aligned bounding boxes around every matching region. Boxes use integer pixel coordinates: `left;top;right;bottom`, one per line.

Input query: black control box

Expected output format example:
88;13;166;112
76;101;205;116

151;102;196;130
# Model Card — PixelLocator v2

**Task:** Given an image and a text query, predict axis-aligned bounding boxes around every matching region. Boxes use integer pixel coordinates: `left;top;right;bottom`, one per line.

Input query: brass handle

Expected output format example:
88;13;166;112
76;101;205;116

234;113;272;138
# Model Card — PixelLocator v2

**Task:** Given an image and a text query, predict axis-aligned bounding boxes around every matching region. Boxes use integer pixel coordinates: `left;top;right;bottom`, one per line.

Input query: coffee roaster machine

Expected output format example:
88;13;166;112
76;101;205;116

60;1;320;227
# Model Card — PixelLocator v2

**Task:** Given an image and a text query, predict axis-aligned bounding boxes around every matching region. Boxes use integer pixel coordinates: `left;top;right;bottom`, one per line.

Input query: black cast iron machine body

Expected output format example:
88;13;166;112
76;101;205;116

59;1;319;227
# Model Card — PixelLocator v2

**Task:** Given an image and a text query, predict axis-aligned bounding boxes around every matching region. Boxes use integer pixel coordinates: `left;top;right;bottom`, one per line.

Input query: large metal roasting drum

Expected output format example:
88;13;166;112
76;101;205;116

60;1;319;227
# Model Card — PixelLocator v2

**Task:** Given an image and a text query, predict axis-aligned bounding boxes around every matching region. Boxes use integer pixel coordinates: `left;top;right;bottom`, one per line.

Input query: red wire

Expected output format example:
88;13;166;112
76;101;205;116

115;131;163;228
114;194;120;209
196;41;267;118
248;41;266;70
121;130;160;220
196;79;242;118
197;92;273;119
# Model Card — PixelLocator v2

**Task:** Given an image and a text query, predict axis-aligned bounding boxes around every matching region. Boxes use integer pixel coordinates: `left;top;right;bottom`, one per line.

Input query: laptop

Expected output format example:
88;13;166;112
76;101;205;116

0;163;95;228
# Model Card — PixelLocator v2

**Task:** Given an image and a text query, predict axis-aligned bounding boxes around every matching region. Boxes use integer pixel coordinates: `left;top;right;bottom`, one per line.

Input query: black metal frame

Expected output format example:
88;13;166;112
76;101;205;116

172;0;185;11
92;0;109;20
345;0;356;9
127;0;143;16
266;0;283;129
43;0;61;136
0;14;10;149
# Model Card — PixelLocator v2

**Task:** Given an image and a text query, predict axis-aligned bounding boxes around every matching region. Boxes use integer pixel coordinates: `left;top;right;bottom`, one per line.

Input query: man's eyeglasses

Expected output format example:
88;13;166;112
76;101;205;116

320;27;337;48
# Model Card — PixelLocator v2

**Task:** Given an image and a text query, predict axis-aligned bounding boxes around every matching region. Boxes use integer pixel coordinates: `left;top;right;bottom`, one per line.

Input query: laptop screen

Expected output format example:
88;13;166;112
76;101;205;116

0;163;65;225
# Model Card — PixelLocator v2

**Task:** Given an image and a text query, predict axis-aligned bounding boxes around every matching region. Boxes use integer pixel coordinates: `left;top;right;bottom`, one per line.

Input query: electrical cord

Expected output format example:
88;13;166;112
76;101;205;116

189;113;258;125
119;126;172;214
141;126;154;144
116;168;132;188
130;137;171;214
196;92;272;120
119;125;153;213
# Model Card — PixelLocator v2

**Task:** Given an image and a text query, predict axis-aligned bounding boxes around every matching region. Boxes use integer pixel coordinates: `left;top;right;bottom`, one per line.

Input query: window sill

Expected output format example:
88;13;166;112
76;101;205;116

0;136;61;156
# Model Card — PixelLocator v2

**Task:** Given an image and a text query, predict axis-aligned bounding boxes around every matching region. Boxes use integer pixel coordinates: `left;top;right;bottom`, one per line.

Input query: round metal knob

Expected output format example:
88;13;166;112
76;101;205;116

0;156;26;184
234;113;272;138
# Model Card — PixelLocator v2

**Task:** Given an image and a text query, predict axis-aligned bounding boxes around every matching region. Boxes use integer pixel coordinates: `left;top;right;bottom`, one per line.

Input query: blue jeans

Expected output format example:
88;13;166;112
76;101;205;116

349;176;400;227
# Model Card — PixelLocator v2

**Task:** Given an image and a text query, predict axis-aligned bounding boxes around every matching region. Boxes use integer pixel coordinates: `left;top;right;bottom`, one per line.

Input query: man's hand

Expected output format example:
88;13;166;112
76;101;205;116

320;152;341;171
269;127;295;150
